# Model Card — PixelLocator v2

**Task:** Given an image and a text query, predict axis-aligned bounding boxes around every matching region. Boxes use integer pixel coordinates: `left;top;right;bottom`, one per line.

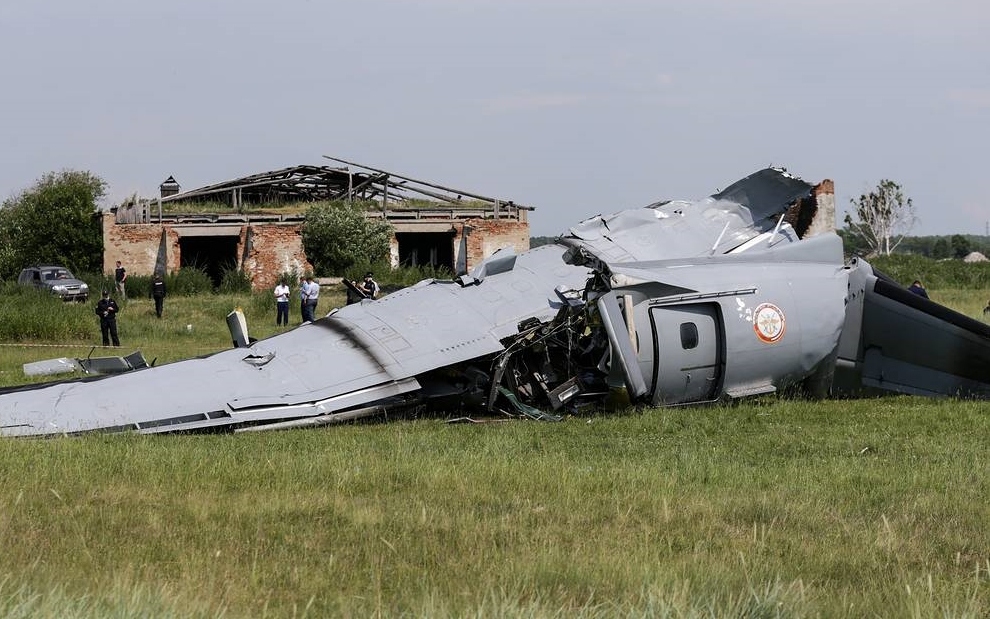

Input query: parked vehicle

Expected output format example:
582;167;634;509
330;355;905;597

17;265;90;302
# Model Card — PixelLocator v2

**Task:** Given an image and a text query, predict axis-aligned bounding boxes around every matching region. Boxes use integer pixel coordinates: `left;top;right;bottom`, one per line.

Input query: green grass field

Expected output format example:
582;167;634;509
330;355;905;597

0;287;988;617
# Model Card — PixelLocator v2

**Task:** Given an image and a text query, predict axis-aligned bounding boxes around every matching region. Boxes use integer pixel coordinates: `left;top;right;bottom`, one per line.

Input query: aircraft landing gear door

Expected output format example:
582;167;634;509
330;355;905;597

649;305;722;405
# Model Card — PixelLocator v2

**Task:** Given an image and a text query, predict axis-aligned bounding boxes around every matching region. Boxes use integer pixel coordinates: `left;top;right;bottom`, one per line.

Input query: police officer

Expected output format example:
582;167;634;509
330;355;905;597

151;273;167;318
95;290;121;346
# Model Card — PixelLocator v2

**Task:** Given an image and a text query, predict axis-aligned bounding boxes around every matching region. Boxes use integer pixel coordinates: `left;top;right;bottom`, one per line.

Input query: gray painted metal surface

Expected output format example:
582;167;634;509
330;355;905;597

2;167;988;437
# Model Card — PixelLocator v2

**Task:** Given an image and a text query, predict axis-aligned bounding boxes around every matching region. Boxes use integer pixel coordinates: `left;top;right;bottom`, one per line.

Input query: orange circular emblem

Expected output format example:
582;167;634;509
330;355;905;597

753;302;785;343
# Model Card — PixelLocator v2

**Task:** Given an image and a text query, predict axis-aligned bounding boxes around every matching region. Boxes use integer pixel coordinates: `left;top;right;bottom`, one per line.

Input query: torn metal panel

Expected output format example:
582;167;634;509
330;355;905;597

595;292;649;400
79;351;149;375
23;350;149;377
23;358;80;377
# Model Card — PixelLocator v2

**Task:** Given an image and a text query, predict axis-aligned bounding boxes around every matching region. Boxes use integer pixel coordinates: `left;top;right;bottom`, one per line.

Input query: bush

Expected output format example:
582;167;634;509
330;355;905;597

168;267;215;296
218;268;252;295
301;201;393;276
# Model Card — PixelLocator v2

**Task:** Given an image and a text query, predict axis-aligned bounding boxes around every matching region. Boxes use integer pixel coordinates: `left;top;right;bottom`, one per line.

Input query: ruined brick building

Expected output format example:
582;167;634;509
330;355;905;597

103;159;531;291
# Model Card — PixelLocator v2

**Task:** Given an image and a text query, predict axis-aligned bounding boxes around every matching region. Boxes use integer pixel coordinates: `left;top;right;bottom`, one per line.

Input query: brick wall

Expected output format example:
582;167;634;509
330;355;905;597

101;212;178;276
243;224;312;290
103;213;529;290
783;179;836;239
457;218;531;273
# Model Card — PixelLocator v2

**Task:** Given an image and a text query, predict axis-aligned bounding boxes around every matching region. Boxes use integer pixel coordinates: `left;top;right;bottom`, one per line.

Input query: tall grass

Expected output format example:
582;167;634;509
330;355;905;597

870;254;990;289
0;400;988;617
0;283;94;341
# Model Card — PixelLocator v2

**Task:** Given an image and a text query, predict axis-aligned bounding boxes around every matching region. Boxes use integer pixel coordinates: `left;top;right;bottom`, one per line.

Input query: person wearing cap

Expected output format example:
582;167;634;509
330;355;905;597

95;289;121;346
358;272;379;299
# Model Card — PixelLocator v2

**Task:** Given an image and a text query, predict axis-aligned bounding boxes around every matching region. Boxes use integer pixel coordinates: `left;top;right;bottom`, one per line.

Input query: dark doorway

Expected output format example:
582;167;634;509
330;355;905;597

396;232;454;270
179;236;239;287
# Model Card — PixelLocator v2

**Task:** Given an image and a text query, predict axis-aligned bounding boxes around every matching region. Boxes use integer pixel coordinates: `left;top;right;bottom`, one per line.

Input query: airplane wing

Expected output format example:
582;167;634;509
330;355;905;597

0;245;591;436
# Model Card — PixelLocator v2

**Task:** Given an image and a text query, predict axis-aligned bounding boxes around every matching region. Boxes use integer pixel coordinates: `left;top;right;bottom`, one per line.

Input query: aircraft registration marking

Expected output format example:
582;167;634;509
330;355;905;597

753;302;786;343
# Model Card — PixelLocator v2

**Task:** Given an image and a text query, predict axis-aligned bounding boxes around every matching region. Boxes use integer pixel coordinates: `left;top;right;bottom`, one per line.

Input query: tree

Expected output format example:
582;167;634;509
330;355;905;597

844;179;916;257
931;237;951;260
950;234;971;259
301;201;393;276
837;227;872;258
0;170;106;278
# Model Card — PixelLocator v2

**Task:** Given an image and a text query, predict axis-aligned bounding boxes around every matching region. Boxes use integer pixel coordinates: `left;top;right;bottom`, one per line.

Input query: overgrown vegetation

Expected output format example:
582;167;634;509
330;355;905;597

868;254;990;289
0;282;95;341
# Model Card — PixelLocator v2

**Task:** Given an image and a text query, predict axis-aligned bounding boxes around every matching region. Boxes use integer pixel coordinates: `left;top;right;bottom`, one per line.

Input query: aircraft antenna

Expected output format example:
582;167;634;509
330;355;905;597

767;214;785;247
710;222;730;255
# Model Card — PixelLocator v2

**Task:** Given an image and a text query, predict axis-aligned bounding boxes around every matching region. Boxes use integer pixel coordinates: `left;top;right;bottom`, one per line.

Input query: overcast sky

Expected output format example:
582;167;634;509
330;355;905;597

1;0;987;237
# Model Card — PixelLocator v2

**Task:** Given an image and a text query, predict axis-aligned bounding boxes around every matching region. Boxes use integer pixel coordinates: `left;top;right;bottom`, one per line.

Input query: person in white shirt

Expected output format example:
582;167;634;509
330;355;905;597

273;279;290;326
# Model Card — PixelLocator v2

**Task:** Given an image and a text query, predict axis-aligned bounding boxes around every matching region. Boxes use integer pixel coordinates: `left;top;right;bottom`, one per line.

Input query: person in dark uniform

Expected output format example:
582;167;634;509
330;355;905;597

114;261;127;300
907;280;929;299
358;272;379;299
95;290;121;346
151;273;167;318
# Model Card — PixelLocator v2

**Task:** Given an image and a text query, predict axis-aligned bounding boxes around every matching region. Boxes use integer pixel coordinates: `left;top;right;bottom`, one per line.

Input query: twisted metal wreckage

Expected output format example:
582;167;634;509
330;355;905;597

2;168;989;436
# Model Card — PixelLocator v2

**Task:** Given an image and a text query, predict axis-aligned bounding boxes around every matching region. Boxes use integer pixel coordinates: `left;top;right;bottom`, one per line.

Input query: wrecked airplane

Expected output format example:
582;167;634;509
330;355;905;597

2;168;989;437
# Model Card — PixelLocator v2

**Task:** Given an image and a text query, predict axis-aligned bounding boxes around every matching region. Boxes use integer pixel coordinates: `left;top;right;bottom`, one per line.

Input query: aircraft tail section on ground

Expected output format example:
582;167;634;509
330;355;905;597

833;259;990;398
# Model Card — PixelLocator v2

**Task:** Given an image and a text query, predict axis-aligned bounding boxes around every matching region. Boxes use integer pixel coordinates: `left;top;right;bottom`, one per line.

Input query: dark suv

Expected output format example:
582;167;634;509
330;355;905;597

18;266;90;302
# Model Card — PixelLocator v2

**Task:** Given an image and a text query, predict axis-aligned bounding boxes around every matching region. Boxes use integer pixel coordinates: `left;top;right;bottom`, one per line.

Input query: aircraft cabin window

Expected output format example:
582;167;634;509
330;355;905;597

680;322;699;349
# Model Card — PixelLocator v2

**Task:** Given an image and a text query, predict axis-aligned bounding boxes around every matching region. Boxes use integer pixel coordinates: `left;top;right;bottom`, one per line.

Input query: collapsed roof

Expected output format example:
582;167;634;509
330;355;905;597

160;156;531;212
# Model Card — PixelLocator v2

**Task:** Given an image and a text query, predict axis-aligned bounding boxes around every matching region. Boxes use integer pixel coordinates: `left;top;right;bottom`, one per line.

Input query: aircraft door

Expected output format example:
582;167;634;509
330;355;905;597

649;304;722;405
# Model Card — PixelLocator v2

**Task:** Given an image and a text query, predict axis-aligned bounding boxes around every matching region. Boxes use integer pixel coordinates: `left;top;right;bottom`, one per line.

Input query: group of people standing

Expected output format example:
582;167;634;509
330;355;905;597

273;272;379;326
97;263;381;346
95;262;168;347
272;276;320;325
272;275;321;324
